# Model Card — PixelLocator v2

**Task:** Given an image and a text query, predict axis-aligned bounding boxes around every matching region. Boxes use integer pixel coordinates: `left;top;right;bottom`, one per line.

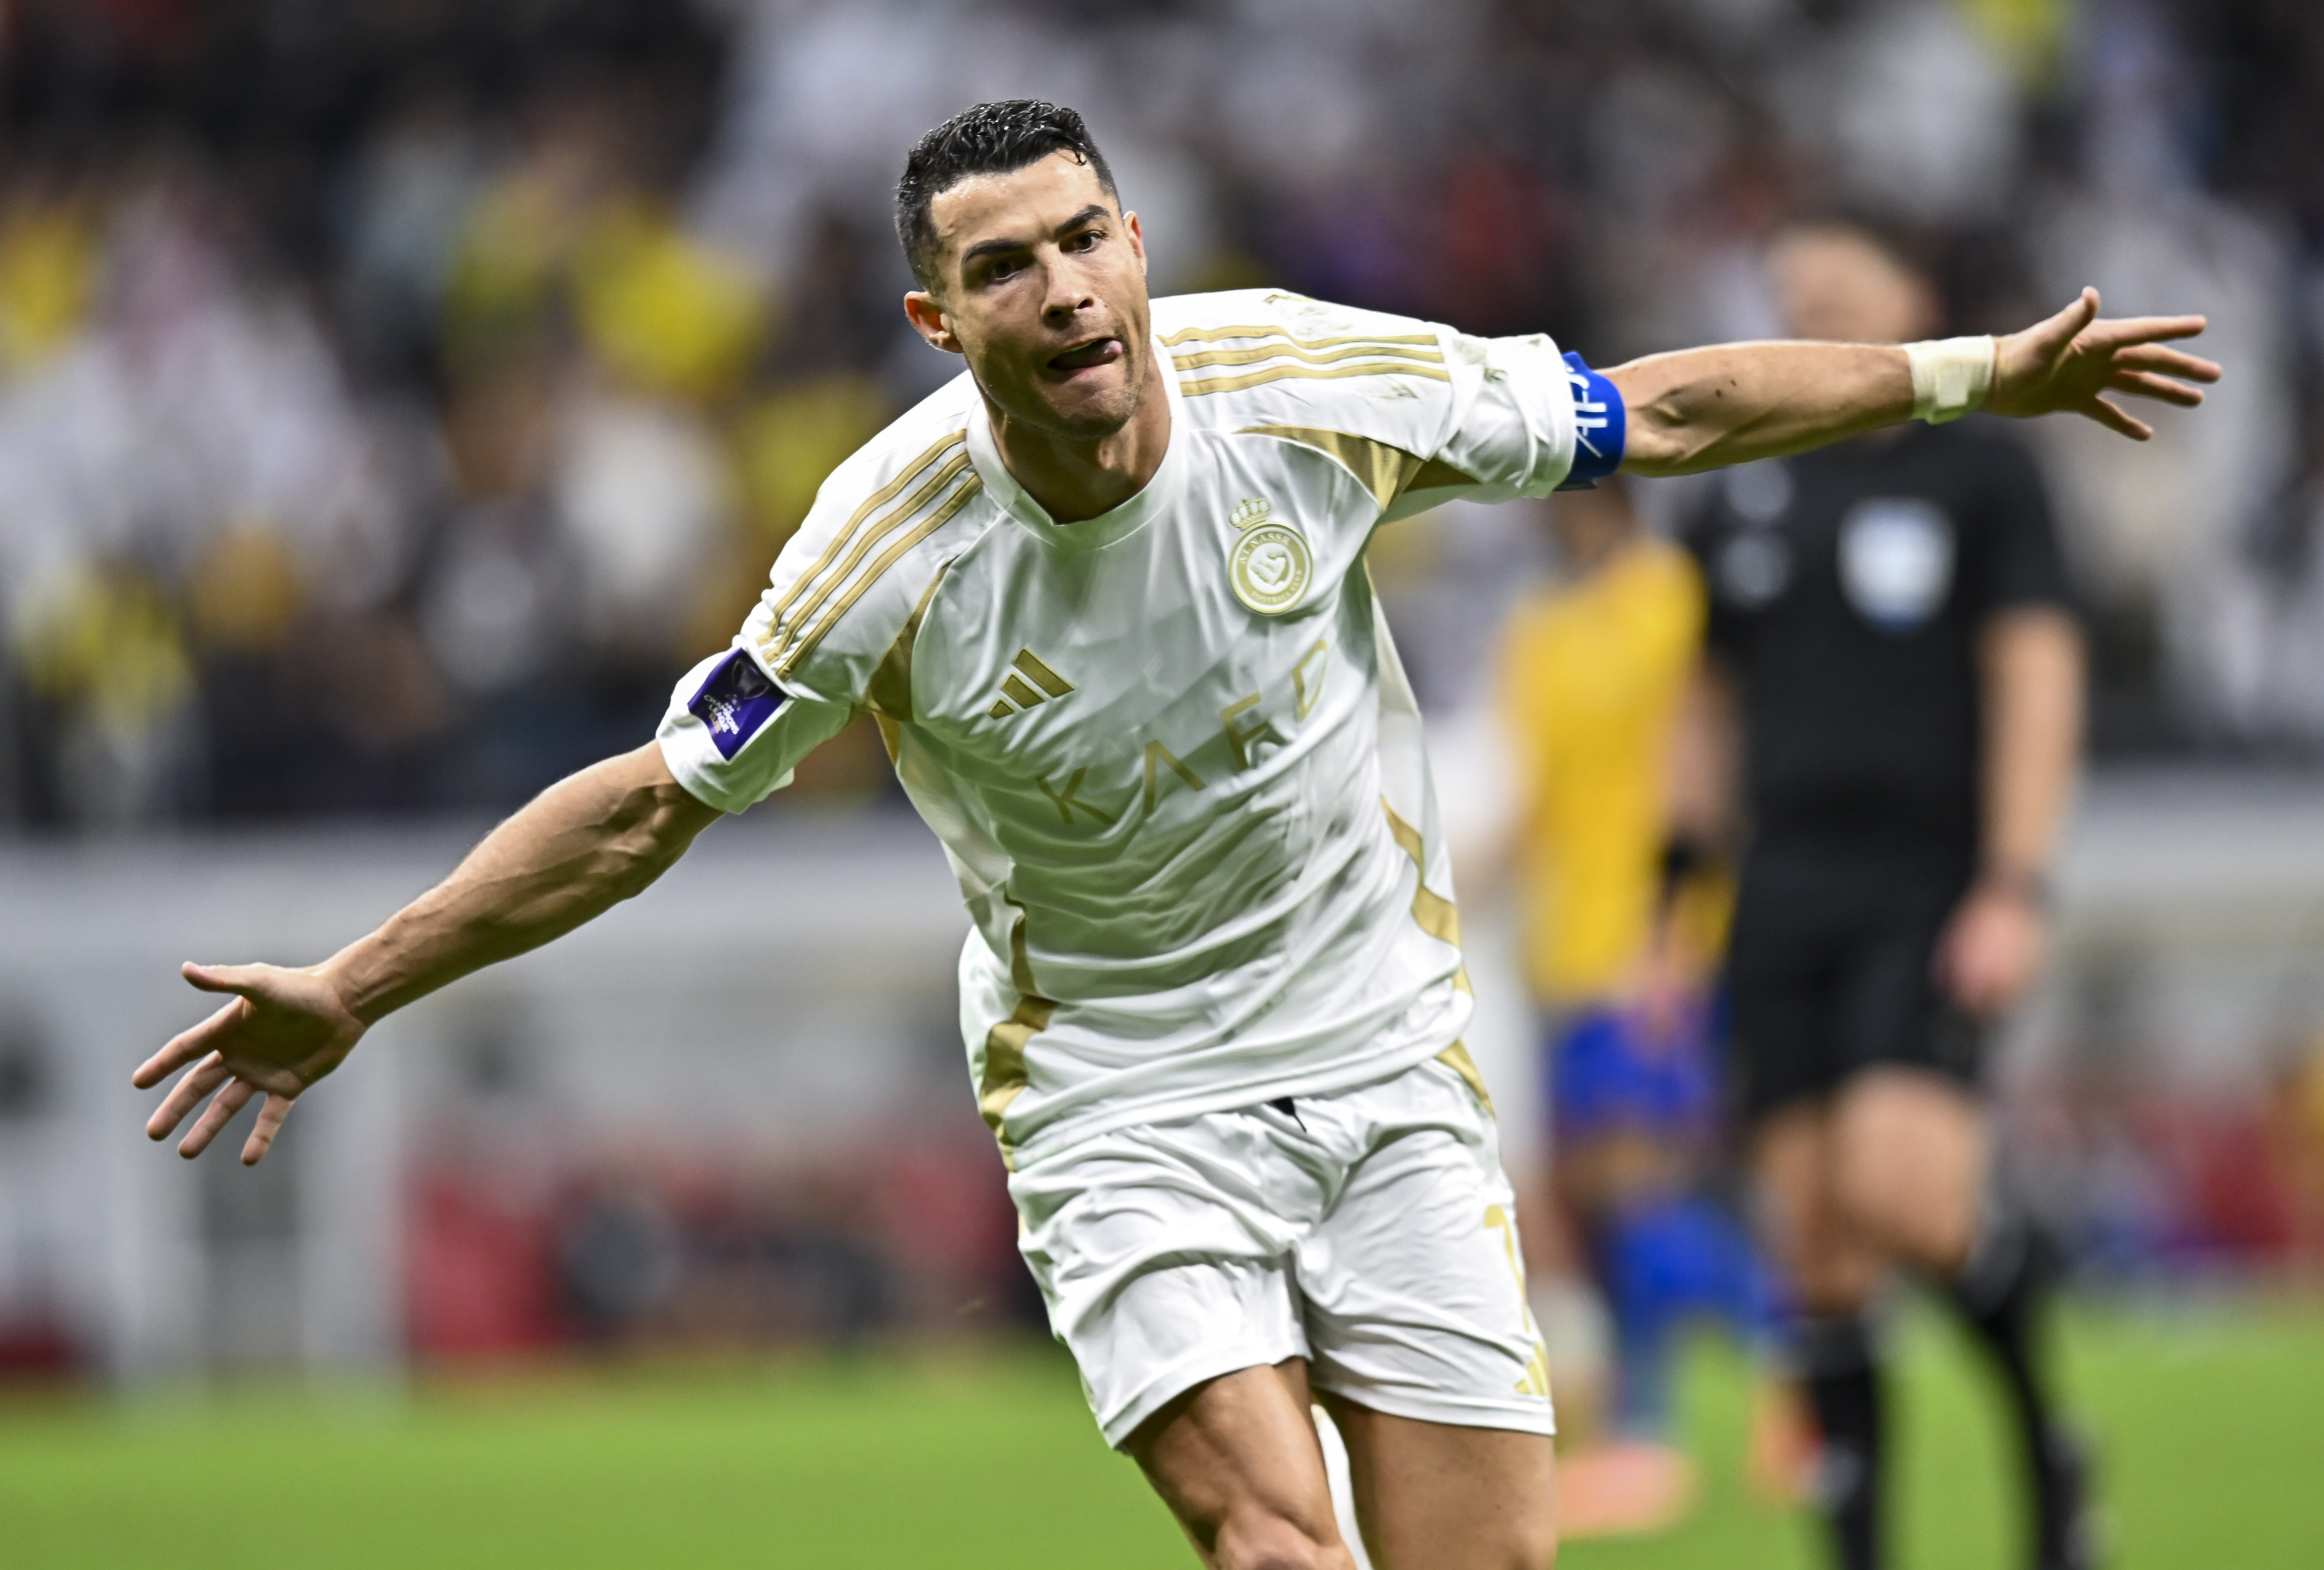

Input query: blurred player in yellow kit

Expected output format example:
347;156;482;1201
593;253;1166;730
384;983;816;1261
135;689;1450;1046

1498;477;1804;1534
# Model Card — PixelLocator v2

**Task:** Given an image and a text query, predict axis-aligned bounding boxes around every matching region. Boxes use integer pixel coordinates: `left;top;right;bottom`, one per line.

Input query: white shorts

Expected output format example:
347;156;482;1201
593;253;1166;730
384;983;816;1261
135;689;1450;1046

1011;1055;1556;1447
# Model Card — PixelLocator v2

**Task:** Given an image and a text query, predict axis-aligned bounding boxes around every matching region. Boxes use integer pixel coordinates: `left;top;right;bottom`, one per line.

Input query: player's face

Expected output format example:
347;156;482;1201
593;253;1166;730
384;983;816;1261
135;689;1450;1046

1768;230;1939;346
906;151;1153;442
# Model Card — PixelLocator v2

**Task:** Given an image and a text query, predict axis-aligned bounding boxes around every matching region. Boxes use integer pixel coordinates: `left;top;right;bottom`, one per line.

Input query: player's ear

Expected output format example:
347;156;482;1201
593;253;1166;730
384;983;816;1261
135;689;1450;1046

903;289;962;355
1125;209;1147;277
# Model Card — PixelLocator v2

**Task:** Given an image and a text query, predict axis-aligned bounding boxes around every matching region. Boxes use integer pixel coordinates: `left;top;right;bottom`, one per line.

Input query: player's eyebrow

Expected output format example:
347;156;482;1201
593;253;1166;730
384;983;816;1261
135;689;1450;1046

958;204;1114;272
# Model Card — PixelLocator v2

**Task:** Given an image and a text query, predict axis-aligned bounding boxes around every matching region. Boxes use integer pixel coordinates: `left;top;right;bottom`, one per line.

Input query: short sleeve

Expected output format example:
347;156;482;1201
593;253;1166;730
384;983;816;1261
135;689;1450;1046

656;407;980;813
657;644;854;814
1974;432;2075;617
1154;292;1583;523
1419;330;1582;507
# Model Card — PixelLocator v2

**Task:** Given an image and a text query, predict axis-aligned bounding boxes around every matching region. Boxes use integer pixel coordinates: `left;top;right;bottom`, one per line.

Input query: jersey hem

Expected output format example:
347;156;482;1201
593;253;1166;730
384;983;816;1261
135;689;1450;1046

1002;1029;1465;1172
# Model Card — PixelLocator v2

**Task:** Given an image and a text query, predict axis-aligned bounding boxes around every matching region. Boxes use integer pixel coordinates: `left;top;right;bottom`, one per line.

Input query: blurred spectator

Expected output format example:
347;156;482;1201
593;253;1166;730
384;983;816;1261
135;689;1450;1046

0;0;2320;832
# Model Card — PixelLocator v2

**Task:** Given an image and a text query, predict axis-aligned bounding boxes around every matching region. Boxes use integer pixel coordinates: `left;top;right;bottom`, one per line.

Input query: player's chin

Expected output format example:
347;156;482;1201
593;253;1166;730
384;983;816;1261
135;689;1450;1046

1030;371;1139;441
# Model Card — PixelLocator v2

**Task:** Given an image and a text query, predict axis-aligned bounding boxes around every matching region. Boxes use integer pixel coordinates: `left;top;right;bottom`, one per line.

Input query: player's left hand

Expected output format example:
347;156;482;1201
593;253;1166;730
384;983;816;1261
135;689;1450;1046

1988;288;2221;440
1934;880;2047;1019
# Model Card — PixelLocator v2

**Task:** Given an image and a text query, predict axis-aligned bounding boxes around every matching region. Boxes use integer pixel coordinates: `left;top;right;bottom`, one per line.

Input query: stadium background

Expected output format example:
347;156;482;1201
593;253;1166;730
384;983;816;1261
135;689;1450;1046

0;0;2318;1564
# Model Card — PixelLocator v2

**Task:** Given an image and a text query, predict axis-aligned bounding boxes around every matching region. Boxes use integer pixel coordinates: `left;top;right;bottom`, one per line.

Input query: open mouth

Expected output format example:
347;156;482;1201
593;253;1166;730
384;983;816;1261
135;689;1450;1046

1047;337;1123;375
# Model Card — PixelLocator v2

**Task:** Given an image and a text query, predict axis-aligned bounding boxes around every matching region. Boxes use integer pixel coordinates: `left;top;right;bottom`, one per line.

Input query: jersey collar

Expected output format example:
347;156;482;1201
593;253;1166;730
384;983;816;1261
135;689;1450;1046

968;334;1186;552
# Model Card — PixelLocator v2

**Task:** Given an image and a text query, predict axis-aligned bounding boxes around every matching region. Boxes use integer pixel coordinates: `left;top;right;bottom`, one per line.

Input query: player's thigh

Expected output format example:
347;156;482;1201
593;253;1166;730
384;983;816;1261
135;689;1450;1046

1296;1064;1555;1439
1012;1112;1324;1447
1320;1394;1557;1570
1750;1101;1885;1312
1127;1359;1360;1570
1829;1065;1986;1271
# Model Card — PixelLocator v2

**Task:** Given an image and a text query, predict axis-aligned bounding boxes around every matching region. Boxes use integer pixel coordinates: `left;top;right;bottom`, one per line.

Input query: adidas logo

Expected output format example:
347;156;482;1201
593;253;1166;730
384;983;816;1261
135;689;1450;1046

988;648;1076;719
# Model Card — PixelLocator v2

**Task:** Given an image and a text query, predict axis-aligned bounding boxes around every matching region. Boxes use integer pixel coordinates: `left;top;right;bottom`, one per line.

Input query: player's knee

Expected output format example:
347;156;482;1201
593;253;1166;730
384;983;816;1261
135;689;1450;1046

1831;1146;1973;1266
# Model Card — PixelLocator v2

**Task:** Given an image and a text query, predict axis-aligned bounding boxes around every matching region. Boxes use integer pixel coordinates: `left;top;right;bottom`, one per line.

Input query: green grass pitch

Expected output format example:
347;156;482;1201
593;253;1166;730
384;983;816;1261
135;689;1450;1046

1;1299;2317;1568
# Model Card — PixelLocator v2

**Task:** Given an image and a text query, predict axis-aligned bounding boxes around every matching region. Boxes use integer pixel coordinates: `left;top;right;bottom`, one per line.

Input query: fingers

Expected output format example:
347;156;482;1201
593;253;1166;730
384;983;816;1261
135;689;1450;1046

2081;395;2154;442
182;961;281;1001
2115;343;2222;383
2111;368;2207;407
146;1052;231;1140
133;998;240;1089
2026;288;2101;359
2091;313;2210;347
177;1079;254;1160
242;1095;295;1167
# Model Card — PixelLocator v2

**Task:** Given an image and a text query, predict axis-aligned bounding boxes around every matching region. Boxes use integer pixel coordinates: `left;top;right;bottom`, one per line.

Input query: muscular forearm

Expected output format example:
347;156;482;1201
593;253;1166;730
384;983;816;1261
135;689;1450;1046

1978;609;2084;885
1611;341;1913;477
1609;292;2219;477
323;743;721;1022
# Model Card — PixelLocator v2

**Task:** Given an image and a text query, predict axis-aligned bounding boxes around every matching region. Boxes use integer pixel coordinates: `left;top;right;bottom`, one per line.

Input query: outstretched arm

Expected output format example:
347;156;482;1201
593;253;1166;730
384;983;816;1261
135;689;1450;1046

136;742;722;1165
1610;288;2221;477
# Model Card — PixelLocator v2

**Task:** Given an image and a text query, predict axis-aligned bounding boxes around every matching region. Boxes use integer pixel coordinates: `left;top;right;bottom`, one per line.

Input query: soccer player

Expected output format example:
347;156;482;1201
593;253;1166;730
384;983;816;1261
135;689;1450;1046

1495;477;1778;1533
134;103;2215;1570
1679;218;2109;1570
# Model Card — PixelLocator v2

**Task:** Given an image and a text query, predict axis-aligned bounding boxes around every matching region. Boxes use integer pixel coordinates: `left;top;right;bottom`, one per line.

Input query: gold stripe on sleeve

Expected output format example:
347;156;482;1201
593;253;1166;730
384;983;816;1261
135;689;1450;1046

764;430;967;632
1240;426;1483;512
777;473;984;678
1181;359;1453;398
1172;340;1443;373
1158;323;1439;348
775;449;973;651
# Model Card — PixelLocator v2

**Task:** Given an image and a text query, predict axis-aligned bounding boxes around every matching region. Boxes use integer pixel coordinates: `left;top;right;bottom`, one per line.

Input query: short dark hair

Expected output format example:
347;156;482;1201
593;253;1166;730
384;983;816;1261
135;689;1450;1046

894;100;1118;290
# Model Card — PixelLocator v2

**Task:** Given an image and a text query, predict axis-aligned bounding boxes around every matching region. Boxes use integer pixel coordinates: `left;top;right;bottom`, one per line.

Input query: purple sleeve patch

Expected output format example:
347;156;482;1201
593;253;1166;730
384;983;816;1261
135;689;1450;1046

688;650;788;761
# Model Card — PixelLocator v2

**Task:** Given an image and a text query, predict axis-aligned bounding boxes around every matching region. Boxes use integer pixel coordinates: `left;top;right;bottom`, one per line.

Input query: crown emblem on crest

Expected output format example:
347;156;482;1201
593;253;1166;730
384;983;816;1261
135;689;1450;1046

1229;497;1272;531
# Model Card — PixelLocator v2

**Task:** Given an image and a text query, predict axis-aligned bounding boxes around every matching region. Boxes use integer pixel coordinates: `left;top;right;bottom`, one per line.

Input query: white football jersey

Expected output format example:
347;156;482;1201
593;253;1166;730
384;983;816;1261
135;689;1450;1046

660;290;1583;1166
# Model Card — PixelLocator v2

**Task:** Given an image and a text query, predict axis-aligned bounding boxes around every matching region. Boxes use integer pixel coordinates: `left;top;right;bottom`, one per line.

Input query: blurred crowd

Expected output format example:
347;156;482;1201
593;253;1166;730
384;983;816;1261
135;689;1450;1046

0;0;2318;834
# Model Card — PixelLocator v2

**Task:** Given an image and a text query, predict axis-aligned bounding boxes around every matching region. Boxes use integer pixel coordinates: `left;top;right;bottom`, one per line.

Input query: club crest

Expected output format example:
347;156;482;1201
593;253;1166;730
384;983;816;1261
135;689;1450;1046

1227;499;1312;615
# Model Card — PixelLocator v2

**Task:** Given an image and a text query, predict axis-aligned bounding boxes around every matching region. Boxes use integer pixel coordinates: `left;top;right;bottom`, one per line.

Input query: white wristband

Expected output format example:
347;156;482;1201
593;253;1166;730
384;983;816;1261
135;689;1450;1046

1905;335;1997;425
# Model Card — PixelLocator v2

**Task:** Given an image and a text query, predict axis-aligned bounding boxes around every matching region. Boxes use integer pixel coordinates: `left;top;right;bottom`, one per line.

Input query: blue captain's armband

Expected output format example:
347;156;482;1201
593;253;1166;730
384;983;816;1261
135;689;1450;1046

1558;351;1626;490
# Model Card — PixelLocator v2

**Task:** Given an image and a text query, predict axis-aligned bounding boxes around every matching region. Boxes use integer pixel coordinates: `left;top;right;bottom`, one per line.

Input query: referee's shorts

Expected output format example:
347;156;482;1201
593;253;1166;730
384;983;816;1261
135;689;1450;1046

1721;841;1984;1124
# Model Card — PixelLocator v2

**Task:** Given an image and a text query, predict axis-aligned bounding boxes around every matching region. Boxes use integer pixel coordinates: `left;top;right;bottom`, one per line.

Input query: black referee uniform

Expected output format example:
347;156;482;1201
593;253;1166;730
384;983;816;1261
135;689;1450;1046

1682;418;2072;1122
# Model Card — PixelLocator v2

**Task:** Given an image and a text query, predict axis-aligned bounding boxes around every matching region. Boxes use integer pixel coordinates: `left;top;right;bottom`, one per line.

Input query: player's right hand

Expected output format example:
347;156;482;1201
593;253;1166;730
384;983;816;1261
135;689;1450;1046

134;961;368;1166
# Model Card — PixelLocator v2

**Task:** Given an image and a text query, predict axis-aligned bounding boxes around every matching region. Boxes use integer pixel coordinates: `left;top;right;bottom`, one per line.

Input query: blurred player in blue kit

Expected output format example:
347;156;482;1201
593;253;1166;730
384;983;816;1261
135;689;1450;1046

133;100;2215;1570
1495;478;1795;1534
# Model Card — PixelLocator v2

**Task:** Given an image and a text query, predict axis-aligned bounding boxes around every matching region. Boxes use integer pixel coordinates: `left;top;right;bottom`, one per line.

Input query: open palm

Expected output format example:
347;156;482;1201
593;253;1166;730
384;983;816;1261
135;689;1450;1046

1990;287;2221;439
134;962;368;1165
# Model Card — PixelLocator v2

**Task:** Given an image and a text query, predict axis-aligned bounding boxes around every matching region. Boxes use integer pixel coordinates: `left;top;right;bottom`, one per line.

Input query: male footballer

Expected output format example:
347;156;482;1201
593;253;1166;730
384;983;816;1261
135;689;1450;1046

138;102;2215;1570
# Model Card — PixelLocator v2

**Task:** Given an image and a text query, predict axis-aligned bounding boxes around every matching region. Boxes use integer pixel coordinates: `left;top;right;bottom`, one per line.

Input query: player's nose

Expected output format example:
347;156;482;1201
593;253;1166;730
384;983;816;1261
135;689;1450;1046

1039;263;1096;321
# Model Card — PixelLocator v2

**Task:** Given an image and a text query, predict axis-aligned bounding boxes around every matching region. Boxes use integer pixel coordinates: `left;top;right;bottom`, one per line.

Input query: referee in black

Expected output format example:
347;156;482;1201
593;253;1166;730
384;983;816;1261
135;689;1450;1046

1679;219;2094;1570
